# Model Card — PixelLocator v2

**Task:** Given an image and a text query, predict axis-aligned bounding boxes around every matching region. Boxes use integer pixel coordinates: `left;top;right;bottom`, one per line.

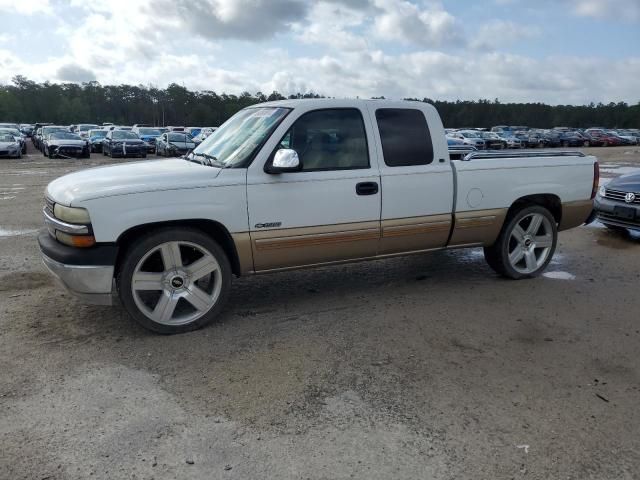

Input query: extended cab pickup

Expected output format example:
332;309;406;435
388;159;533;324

39;100;598;333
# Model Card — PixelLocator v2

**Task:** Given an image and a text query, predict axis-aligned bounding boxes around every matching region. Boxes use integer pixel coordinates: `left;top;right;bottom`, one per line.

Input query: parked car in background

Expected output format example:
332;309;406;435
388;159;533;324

20;124;34;137
595;171;640;232
167;126;185;132
102;130;147;158
44;131;91;158
35;125;68;151
156;131;196;156
612;130;639;145
0;133;23;158
586;129;623;147
132;127;163;153
0;122;21;131
449;130;485;149
192;127;217;144
0;127;27;154
87;129;108;152
446;136;465;146
76;124;99;139
480;131;507;149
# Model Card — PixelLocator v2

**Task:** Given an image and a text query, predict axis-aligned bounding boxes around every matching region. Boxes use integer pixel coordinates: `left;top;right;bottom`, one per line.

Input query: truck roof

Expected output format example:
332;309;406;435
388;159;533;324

256;98;435;110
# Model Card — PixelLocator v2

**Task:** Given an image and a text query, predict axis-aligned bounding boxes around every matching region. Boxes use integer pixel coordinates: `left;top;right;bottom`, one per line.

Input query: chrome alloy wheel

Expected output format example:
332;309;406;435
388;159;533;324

131;241;222;326
507;213;554;274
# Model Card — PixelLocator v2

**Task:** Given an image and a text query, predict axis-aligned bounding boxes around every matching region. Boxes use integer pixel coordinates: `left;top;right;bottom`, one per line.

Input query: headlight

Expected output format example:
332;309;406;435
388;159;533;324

598;185;606;197
53;204;91;224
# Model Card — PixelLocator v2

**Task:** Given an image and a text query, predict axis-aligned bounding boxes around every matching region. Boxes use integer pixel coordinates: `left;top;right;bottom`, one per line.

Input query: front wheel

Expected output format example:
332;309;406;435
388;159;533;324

484;206;557;279
117;228;232;334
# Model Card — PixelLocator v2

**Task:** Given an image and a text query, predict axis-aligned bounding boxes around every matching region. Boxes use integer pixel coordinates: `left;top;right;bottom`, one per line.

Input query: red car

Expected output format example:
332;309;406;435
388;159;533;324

585;129;623;146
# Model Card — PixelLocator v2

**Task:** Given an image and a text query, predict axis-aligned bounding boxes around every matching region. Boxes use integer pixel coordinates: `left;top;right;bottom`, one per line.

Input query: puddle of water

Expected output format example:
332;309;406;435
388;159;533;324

0;228;38;237
543;271;576;280
549;252;565;265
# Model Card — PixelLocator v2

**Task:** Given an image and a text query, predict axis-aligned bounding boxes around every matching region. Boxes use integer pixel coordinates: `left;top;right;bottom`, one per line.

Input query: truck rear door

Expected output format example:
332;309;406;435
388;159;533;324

369;104;454;255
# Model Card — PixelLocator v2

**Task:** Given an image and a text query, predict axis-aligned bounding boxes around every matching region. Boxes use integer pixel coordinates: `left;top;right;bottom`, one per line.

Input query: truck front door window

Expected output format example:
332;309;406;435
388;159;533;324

278;109;369;171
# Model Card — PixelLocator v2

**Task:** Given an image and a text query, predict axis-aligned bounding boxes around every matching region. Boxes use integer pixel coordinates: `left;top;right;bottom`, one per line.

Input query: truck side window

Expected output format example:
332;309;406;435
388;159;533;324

278;108;369;171
375;109;434;167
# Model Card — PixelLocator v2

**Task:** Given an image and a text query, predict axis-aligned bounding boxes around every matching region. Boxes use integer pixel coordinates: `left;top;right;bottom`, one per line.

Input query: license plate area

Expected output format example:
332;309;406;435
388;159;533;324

614;205;636;220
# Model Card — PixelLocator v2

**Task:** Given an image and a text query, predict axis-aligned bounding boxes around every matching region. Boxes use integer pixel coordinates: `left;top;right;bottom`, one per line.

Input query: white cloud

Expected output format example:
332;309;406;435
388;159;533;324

0;0;51;15
471;20;541;50
371;0;464;47
569;0;640;21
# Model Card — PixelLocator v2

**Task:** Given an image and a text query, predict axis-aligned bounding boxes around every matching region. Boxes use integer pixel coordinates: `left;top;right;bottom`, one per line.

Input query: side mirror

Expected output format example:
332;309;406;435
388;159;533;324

266;148;301;174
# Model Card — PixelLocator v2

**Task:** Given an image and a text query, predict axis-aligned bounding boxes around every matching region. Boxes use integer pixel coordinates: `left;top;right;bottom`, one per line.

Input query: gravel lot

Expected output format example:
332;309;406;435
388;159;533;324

1;143;639;479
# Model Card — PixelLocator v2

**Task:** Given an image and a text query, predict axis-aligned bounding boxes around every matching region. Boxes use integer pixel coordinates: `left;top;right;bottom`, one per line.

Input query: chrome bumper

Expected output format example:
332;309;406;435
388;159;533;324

41;253;115;305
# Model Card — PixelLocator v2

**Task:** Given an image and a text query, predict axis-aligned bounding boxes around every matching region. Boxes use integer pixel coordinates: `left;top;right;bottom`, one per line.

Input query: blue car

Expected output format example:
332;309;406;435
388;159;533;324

87;129;108;152
134;127;163;153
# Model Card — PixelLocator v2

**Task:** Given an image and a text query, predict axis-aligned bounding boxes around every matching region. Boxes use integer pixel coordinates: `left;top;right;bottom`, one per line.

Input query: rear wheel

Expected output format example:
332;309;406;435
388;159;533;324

484;205;557;279
583;140;590;147
117;228;232;334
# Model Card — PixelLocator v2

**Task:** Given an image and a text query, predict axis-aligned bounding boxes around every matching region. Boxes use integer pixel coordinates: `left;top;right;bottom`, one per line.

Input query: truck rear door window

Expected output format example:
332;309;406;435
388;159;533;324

375;109;433;167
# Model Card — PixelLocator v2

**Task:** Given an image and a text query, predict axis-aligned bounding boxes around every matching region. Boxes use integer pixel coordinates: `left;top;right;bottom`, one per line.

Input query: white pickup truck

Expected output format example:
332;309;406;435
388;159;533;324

39;100;598;333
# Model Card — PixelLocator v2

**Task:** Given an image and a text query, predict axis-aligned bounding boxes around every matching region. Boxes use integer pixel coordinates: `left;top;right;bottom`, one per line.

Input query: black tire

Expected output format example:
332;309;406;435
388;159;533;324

483;205;558;279
562;141;569;148
117;227;232;334
22;144;27;154
583;141;590;147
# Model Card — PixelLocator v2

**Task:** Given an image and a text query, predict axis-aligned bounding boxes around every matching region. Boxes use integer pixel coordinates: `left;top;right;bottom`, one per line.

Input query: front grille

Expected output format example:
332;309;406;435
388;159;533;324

45;197;54;214
598;212;640;228
604;188;640;205
58;147;82;156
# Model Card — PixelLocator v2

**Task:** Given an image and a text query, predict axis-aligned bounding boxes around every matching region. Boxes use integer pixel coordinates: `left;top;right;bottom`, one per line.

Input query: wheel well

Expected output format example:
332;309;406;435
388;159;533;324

114;220;242;277
507;194;562;224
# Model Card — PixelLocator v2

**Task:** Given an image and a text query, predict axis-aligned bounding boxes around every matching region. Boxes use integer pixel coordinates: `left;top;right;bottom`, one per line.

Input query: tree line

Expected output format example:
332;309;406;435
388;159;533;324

1;76;638;128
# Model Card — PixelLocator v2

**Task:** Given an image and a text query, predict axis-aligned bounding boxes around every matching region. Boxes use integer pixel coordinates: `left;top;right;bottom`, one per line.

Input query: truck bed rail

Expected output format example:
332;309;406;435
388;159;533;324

462;150;585;161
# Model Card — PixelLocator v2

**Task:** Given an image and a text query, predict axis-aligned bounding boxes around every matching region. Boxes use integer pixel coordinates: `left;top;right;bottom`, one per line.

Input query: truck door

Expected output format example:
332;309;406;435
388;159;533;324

369;105;454;254
246;107;382;271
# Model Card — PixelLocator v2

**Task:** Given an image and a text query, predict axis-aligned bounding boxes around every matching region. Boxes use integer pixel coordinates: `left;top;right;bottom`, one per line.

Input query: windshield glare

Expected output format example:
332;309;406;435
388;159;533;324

0;134;15;142
139;128;161;135
193;107;290;168
168;133;192;142
113;131;139;139
51;132;81;140
89;130;106;137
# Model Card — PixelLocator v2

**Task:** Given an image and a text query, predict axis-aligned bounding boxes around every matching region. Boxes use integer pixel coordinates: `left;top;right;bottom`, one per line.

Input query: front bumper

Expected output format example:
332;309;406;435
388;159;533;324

594;196;640;231
38;231;118;305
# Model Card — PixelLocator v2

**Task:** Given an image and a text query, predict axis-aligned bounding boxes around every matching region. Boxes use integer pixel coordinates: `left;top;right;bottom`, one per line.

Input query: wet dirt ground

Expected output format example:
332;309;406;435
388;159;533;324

1;144;639;479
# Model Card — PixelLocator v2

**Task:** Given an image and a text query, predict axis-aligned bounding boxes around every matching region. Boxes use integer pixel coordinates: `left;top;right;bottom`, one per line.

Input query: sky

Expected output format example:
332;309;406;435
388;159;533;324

0;0;638;105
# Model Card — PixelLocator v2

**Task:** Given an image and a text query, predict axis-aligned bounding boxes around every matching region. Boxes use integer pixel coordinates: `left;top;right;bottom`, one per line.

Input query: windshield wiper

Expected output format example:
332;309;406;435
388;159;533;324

185;151;223;168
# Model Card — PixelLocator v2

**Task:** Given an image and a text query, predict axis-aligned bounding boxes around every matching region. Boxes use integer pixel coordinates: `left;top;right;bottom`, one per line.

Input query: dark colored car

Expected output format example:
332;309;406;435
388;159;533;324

87;129;108;152
586;130;622;147
480;132;507;149
555;131;585;148
44;132;90;158
103;130;147;158
577;131;604;147
156;132;196;157
595;172;640;231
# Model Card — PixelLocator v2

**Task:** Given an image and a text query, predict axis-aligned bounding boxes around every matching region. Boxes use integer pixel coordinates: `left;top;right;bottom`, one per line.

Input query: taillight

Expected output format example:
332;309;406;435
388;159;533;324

591;161;599;199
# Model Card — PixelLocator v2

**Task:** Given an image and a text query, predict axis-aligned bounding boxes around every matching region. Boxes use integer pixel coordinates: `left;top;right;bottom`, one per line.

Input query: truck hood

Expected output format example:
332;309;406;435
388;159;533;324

47;158;222;206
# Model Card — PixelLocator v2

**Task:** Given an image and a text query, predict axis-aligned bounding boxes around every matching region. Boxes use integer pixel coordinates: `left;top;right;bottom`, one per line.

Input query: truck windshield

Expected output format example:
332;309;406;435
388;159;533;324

191;107;290;168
